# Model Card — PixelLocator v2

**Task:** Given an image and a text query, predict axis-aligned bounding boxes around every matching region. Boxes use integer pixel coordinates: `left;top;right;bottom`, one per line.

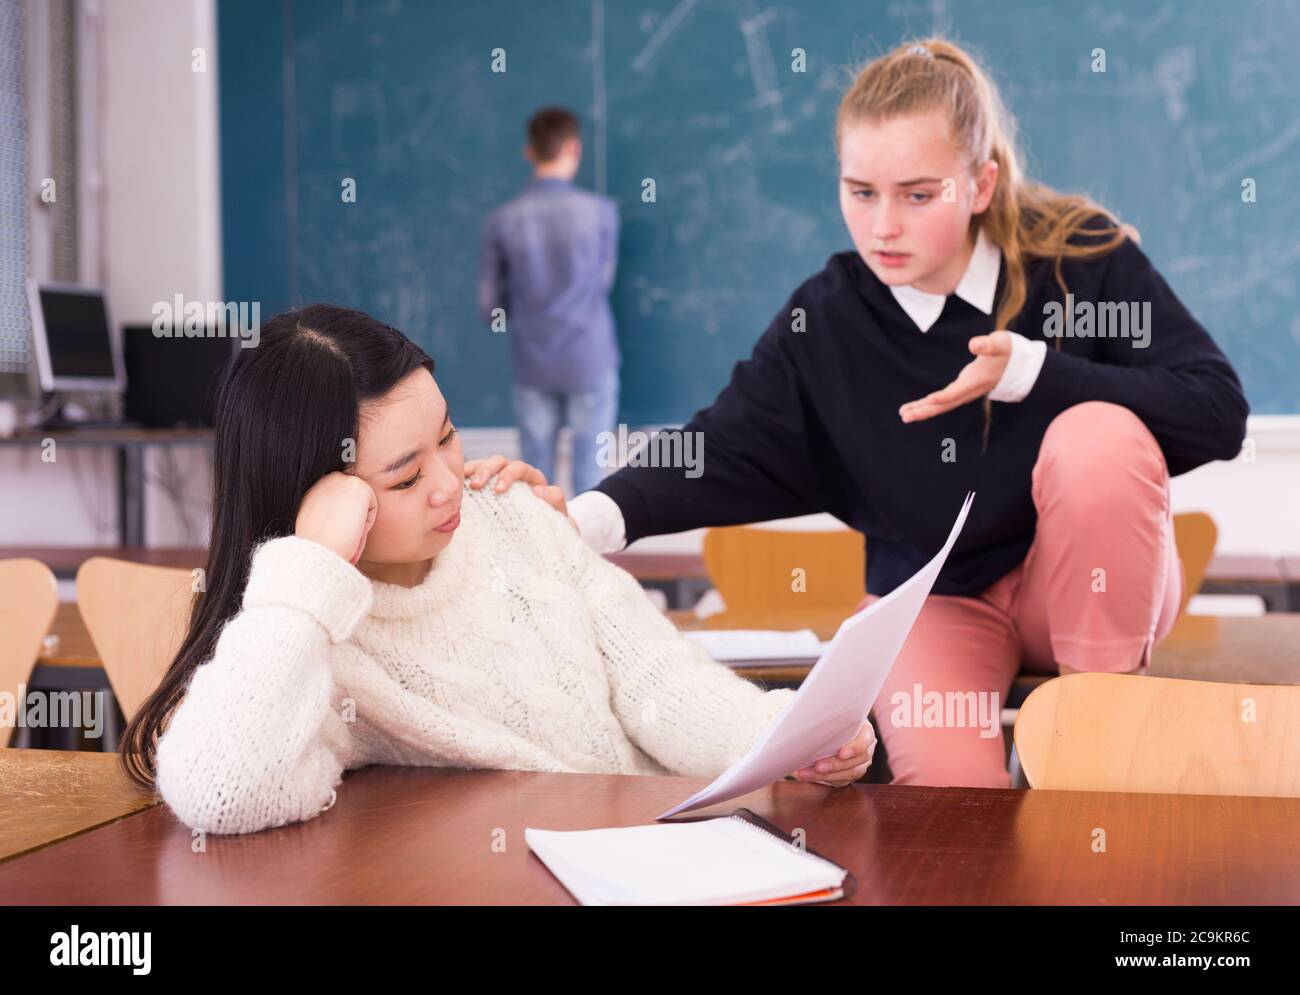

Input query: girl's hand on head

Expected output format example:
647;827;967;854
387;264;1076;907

294;470;379;566
790;720;876;788
898;330;1013;423
464;455;576;530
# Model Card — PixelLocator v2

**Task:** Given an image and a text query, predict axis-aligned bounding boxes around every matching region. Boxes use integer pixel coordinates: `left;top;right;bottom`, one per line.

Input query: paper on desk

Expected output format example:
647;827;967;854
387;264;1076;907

657;492;975;821
682;628;828;661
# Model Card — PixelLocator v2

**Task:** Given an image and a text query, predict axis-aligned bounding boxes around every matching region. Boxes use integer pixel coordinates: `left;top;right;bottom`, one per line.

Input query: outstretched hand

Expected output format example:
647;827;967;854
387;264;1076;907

899;330;1013;423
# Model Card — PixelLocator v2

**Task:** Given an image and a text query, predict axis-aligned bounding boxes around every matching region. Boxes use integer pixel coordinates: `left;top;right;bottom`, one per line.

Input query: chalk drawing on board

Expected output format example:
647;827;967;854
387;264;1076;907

631;0;699;73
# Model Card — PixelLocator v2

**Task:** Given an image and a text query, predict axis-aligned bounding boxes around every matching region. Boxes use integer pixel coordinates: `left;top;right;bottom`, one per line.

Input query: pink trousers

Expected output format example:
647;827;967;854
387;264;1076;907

860;402;1184;789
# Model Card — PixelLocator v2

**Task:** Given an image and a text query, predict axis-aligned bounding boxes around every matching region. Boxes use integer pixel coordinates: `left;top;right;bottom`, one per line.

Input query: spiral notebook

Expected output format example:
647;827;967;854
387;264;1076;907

525;808;856;906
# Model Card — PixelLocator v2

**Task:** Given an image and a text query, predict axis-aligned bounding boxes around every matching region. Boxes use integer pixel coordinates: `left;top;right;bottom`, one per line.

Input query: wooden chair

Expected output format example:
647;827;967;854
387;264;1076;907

699;526;865;639
75;558;195;724
1014;672;1300;797
699;511;1216;644
1172;511;1217;618
0;559;60;748
1008;511;1220;709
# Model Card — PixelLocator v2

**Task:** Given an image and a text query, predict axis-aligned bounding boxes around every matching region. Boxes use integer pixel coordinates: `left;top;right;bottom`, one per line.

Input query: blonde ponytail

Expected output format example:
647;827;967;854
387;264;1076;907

836;38;1133;448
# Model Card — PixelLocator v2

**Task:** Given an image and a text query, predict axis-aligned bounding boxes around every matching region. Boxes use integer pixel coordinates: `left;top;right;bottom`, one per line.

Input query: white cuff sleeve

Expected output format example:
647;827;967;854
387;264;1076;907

568;490;628;554
988;333;1047;403
242;535;374;644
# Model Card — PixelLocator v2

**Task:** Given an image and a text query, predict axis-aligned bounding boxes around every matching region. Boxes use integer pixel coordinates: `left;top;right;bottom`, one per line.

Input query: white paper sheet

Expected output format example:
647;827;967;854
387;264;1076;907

682;628;828;661
657;492;975;820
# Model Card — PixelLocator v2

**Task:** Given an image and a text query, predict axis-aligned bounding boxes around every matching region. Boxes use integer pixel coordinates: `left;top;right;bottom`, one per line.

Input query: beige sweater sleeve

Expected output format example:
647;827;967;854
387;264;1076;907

155;535;373;835
518;484;797;778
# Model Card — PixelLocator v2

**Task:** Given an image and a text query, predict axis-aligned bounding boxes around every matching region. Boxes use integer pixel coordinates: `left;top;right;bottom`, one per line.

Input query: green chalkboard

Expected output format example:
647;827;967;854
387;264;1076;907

220;0;1300;425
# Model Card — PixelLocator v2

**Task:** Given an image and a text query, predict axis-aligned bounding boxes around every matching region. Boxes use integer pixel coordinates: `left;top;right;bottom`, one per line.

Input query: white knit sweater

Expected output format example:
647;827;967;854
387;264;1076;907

155;477;796;835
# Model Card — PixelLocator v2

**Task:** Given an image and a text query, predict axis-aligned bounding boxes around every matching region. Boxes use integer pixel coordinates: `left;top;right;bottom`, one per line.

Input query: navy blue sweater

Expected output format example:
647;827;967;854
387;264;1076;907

593;221;1249;597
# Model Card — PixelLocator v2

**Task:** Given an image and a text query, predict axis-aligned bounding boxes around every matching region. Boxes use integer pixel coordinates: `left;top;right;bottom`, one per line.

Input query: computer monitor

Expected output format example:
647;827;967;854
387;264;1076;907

27;281;125;392
123;324;232;428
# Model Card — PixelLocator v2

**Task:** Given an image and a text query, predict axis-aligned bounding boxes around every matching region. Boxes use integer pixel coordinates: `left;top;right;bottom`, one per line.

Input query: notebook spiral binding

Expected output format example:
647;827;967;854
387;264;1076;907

720;808;859;903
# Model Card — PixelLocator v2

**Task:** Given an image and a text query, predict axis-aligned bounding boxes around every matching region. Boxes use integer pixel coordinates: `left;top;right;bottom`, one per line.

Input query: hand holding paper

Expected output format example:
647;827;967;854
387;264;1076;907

792;719;877;787
657;492;975;820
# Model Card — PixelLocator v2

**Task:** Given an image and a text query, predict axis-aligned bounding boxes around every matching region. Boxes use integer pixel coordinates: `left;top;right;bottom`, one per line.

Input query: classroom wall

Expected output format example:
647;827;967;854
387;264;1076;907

0;0;220;546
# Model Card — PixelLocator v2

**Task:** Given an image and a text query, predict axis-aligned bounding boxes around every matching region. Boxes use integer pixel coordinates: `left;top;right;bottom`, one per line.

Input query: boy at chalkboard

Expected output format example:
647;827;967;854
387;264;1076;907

477;107;621;495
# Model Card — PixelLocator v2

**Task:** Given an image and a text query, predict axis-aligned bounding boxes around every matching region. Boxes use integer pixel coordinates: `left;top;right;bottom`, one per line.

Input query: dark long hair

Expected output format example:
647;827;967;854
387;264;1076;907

119;303;434;789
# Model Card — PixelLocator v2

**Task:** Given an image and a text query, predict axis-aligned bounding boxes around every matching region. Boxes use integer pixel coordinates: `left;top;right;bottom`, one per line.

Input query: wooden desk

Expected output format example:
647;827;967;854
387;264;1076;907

31;603;114;702
604;550;707;581
673;612;1300;688
0;766;1295;904
0;749;159;863
1283;555;1300;599
42;602;101;667
604;550;710;610
11;546;677;585
0;545;205;580
1151;614;1300;685
37;605;1300;691
10;534;1291;603
27;607;122;751
1203;553;1295;611
670;607;849;642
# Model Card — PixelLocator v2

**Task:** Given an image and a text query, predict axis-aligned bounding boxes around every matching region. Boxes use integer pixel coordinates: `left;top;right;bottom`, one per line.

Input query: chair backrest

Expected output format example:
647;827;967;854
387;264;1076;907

701;526;866;622
0;560;59;748
702;513;1210;619
1172;511;1217;616
1015;672;1300;797
75;558;195;723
